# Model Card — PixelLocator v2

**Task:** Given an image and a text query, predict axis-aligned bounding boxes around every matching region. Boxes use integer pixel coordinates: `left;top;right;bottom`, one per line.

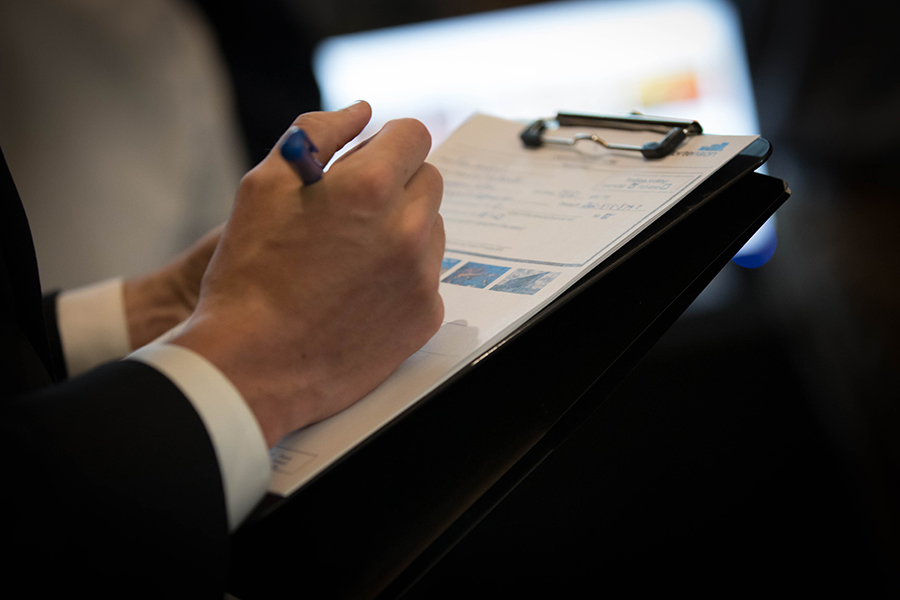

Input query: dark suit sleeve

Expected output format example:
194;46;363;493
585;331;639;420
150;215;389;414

1;360;230;598
2;148;229;598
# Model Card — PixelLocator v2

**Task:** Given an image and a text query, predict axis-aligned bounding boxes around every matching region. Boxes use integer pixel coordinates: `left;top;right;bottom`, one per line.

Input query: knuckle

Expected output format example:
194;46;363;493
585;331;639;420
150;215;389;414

357;161;396;199
401;118;432;146
421;161;443;189
239;158;299;202
384;118;432;149
291;111;328;131
239;165;272;195
395;214;432;258
393;231;426;267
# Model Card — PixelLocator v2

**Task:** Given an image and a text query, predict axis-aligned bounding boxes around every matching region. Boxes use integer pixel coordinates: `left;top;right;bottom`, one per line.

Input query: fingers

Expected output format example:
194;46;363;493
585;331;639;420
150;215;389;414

402;162;444;290
428;213;446;278
340;118;433;188
280;101;373;166
403;161;443;224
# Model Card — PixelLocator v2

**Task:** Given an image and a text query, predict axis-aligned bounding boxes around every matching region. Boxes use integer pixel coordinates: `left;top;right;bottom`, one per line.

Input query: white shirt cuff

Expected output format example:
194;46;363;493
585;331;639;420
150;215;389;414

57;278;131;377
128;343;271;532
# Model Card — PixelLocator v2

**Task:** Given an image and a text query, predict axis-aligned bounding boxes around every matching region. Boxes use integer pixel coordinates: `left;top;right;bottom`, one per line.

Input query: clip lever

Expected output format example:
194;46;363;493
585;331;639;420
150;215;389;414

521;112;701;159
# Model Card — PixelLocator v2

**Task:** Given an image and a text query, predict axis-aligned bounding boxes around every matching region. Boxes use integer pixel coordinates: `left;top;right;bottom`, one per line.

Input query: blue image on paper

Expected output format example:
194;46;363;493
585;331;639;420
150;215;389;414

440;257;461;275
698;142;729;152
491;269;560;295
443;262;510;288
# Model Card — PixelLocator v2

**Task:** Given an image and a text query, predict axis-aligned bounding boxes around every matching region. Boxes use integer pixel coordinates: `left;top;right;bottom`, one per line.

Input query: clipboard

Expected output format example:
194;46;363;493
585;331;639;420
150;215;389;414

228;115;786;599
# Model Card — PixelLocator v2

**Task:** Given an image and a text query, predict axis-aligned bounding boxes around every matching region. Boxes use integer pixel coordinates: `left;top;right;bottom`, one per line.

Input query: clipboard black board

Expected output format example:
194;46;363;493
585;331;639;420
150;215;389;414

228;138;789;599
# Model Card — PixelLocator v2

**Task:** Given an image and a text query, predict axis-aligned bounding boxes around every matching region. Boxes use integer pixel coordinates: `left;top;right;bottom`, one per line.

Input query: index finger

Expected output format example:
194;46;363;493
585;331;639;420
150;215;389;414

276;101;373;167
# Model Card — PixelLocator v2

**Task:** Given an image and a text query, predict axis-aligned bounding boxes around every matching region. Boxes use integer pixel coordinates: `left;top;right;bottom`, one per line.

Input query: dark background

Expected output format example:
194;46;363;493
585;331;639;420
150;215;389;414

196;0;899;593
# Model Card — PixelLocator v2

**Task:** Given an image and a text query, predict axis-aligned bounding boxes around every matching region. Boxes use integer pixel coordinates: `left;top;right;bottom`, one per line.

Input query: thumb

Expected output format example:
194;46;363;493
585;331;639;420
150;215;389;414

276;101;372;167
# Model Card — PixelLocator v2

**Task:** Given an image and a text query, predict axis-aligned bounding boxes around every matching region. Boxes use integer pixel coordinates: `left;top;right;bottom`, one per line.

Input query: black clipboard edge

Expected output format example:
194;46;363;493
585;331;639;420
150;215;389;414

381;173;790;600
367;139;779;597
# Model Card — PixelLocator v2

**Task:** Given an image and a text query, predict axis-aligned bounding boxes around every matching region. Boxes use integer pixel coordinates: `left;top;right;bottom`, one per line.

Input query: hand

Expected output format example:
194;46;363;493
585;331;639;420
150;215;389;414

123;224;223;350
171;101;445;447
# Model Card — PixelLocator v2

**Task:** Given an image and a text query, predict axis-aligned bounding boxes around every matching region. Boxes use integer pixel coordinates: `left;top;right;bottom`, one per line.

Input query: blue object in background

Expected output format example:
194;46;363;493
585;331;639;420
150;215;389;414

732;217;777;268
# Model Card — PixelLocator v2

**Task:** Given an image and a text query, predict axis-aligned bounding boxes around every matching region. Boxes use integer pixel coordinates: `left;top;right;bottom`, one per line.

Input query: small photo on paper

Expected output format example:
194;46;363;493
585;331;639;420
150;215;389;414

440;257;461;275
443;262;510;289
491;269;560;295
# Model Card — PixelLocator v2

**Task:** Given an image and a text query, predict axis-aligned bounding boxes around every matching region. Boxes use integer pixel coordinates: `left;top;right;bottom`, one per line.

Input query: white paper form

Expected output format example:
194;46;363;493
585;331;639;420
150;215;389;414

267;114;757;496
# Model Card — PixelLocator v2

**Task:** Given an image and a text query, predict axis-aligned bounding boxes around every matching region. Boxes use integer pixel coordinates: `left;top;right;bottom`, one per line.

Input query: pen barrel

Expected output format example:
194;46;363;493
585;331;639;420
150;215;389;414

281;127;324;185
289;156;324;185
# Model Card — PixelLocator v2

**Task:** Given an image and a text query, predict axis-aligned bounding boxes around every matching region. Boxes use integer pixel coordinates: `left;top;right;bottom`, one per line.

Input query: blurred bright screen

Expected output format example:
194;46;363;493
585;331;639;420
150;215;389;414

313;0;774;269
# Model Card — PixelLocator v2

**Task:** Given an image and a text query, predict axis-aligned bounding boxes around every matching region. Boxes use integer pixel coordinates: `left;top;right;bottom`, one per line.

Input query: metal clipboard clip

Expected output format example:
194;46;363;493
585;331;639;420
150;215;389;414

521;112;703;159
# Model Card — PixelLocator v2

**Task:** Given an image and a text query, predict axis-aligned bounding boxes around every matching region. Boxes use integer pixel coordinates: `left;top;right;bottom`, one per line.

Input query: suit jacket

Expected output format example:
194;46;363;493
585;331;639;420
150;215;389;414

1;148;229;598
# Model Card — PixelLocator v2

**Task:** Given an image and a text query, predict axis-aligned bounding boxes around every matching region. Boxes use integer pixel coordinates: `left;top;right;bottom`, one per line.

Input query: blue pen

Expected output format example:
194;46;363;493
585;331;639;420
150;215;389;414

280;126;324;185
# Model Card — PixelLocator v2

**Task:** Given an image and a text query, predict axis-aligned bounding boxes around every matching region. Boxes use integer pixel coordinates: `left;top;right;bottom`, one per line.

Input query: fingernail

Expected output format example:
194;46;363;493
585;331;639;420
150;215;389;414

341;100;366;111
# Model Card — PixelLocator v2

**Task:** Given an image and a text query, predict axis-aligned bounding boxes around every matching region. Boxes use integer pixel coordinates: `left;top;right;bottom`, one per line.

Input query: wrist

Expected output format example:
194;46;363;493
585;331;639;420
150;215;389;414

169;314;312;448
